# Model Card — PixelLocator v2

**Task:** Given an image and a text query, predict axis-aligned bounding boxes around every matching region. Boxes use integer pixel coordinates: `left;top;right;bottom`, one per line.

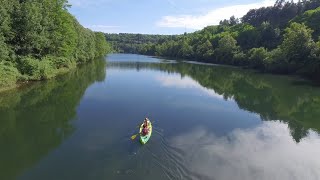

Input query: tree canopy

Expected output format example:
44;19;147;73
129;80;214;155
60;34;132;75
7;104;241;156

108;0;320;81
0;0;111;89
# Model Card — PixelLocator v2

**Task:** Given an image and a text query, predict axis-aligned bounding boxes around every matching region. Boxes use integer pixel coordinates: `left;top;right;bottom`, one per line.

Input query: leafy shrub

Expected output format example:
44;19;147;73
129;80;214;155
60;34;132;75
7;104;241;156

18;57;57;80
248;47;269;69
0;63;20;87
233;51;247;66
263;48;288;73
48;56;76;69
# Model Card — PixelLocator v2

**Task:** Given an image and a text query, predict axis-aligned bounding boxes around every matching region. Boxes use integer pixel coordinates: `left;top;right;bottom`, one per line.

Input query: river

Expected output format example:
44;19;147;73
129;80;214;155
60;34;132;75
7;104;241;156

1;54;320;180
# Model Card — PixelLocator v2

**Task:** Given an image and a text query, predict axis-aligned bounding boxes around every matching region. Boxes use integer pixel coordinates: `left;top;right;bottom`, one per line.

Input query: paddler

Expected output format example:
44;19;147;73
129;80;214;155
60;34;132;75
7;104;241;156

141;118;150;136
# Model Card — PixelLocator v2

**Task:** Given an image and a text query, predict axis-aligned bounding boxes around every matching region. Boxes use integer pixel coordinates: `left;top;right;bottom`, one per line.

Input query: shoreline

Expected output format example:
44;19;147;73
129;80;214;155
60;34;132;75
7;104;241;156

0;63;77;94
112;52;319;84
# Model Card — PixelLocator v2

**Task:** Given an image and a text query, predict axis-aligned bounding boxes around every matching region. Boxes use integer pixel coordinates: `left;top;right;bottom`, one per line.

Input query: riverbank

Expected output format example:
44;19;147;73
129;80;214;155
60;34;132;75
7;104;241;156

0;67;70;93
115;53;320;85
0;0;111;93
0;56;110;93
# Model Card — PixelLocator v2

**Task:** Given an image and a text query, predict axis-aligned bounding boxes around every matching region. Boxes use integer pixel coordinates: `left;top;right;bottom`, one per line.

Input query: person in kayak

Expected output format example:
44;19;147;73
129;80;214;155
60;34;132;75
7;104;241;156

141;118;149;136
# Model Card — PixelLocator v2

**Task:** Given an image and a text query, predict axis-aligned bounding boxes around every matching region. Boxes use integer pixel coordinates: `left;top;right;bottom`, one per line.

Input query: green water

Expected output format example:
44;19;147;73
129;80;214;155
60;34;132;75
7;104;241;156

1;54;320;180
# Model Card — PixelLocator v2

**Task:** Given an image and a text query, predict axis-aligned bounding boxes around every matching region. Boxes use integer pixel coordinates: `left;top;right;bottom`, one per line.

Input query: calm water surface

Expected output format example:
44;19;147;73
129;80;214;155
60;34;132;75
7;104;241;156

1;54;320;180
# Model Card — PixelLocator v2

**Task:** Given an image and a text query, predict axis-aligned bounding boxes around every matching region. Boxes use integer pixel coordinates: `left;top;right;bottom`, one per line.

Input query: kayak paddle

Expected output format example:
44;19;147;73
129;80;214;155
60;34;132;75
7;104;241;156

131;134;139;140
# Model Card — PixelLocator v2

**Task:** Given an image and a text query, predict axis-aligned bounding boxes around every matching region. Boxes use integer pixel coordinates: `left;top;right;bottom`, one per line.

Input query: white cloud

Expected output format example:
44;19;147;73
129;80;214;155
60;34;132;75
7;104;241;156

157;0;276;29
85;25;121;33
170;121;320;180
156;75;225;100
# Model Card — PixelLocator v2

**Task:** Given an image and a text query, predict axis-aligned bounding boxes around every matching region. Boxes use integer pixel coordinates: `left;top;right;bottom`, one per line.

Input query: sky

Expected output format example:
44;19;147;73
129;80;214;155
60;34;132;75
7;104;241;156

68;0;279;35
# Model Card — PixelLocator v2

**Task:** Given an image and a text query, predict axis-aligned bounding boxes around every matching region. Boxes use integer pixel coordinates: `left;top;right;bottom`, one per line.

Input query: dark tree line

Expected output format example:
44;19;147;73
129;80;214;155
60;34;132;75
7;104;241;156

242;0;320;28
108;0;320;81
105;33;177;54
0;0;111;89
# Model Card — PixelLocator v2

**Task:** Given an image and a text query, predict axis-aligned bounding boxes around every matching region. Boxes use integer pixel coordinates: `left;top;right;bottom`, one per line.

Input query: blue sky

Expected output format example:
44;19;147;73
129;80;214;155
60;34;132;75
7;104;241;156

68;0;279;34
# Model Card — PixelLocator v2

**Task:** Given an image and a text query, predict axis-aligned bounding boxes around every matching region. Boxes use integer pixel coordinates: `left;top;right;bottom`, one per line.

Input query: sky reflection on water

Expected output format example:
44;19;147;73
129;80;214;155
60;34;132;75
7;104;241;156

171;121;320;180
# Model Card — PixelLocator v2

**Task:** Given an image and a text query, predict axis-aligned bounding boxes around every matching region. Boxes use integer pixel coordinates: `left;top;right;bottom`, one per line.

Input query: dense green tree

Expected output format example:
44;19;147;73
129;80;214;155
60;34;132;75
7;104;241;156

0;63;20;87
258;22;281;49
219;16;240;26
263;48;289;73
229;15;240;25
219;19;230;26
248;47;269;69
108;0;320;82
277;1;299;28
0;34;10;62
0;0;111;89
139;43;156;55
194;40;214;61
280;22;316;73
53;9;78;59
242;0;320;28
293;7;320;39
303;0;320;11
105;33;175;53
236;24;261;50
177;40;194;59
0;0;15;62
0;0;15;41
241;7;274;27
95;32;111;57
215;34;238;63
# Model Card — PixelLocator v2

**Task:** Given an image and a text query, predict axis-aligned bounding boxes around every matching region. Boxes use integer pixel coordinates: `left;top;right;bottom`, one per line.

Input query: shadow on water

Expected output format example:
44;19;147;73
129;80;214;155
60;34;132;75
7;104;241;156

0;58;107;180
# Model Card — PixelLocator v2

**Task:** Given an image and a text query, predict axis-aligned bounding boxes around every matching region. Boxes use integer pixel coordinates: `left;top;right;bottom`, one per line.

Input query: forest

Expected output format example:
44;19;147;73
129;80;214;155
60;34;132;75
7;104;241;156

0;0;111;89
105;33;176;53
106;0;320;81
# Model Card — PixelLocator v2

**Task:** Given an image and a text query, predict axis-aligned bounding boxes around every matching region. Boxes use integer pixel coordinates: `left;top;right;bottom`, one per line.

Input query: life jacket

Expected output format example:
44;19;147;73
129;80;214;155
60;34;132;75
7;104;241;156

142;127;149;135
